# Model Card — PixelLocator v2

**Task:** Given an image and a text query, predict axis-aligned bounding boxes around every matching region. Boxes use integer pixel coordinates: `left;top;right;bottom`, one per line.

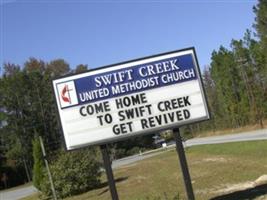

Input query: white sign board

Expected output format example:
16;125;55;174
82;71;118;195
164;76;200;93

52;48;210;150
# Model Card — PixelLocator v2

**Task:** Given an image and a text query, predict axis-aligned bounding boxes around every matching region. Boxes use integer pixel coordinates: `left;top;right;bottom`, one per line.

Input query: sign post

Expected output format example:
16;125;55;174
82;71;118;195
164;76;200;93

100;145;119;200
39;136;58;200
173;128;195;200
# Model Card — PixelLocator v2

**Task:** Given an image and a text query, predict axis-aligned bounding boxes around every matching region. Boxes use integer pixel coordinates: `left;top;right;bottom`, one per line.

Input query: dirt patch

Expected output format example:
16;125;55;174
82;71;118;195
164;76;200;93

255;175;267;185
215;182;256;194
116;163;137;169
135;175;147;181
203;157;228;163
192;156;228;165
214;175;267;194
254;195;267;200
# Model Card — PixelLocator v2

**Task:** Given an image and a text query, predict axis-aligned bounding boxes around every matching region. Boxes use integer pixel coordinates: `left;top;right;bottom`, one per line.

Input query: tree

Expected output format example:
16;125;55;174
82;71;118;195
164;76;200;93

46;59;70;77
210;46;245;128
253;0;267;121
201;66;219;131
75;64;88;73
231;30;266;127
0;58;72;185
253;0;267;50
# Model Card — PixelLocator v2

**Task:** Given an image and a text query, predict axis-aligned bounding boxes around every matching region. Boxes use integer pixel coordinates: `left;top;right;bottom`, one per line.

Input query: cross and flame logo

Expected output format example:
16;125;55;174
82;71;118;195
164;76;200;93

57;81;78;108
61;84;72;103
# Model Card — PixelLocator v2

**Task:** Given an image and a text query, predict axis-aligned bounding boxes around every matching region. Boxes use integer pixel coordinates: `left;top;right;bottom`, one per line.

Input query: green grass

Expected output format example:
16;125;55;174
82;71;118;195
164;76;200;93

22;140;267;200
188;140;267;157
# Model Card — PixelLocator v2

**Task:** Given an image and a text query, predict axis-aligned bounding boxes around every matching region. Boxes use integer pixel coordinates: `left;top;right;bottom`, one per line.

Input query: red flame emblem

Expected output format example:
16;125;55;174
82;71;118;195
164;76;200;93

61;85;71;103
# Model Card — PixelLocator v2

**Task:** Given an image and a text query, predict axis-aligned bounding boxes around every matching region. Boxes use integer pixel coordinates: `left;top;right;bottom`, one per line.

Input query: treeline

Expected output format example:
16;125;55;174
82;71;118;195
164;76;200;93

0;60;89;186
186;1;267;134
0;60;104;198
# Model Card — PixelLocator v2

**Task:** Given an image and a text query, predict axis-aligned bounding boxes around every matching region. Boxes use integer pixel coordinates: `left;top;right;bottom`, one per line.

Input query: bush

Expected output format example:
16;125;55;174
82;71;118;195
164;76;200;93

40;147;101;199
126;146;143;156
32;137;44;190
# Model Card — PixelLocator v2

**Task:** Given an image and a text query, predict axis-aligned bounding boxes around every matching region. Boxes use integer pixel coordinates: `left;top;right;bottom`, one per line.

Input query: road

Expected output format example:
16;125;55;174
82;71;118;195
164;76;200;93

183;128;267;146
1;128;267;200
112;128;267;168
0;185;37;200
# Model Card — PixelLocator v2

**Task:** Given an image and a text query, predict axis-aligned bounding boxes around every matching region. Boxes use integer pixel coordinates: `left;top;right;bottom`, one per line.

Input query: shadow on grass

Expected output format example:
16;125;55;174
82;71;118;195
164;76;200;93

210;183;267;200
97;177;128;196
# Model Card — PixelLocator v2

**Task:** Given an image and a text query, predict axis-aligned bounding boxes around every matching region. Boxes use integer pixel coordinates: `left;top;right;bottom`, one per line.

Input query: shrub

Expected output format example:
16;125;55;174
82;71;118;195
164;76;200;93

40;147;101;199
32;137;44;190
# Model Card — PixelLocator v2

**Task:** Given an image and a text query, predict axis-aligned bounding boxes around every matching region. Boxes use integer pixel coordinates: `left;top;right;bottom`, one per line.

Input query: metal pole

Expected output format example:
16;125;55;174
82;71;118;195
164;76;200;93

173;128;195;200
22;127;32;182
22;158;31;182
39;136;57;200
100;144;119;200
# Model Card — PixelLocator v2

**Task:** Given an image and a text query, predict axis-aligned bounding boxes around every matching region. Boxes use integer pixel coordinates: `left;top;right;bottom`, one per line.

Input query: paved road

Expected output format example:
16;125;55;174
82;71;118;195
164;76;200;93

113;128;267;168
184;128;267;146
0;185;37;200
2;128;267;200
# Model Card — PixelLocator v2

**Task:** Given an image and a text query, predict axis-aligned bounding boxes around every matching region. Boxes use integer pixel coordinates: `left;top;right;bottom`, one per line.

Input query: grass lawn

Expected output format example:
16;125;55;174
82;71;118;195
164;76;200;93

22;140;267;200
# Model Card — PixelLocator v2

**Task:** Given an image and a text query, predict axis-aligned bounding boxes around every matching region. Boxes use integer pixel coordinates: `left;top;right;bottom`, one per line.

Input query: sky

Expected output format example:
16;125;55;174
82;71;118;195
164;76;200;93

0;0;257;74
